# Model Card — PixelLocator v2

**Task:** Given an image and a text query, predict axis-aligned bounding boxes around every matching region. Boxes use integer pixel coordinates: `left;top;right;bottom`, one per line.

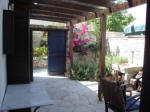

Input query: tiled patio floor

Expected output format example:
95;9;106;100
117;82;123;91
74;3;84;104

32;69;112;112
33;69;138;112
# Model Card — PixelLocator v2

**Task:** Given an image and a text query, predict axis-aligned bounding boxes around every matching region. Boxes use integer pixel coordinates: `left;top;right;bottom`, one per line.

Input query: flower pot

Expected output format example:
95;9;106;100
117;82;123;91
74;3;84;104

105;75;112;80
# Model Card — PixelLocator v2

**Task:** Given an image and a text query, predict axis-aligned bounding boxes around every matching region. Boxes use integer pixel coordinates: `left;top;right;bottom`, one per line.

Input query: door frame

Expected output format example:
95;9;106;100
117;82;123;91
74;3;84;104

30;26;69;79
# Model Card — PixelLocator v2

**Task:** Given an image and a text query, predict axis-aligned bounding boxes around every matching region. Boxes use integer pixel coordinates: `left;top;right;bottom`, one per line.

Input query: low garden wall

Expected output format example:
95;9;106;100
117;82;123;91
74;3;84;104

107;32;145;66
33;58;48;69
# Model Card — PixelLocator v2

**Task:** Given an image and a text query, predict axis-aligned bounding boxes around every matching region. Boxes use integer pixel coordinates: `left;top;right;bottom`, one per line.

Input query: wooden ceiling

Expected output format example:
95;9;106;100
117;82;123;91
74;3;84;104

10;0;147;24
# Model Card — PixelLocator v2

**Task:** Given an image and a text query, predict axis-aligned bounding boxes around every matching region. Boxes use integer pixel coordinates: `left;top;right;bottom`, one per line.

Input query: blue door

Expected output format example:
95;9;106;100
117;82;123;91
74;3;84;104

48;31;66;75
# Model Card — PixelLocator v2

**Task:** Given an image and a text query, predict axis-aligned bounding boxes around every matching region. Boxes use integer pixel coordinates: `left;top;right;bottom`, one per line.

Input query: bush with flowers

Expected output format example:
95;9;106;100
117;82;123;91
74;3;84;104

72;25;89;55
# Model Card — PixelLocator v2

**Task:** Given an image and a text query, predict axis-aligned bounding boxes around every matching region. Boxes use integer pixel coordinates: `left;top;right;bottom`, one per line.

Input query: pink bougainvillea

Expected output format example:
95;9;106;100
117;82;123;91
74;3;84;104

72;25;75;29
66;51;70;59
84;39;89;44
80;30;86;34
73;32;79;38
72;43;75;48
82;25;88;30
72;24;89;55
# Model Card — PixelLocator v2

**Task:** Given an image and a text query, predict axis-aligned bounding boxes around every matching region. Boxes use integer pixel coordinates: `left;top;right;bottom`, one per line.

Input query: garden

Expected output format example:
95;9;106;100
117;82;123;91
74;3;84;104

33;9;134;81
70;24;128;81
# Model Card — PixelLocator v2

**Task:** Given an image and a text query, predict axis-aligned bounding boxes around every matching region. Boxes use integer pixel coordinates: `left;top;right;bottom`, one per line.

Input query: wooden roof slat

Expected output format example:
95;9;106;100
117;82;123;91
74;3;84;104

34;0;101;12
30;25;68;31
31;5;88;16
31;10;76;19
73;0;115;8
11;0;147;24
31;14;71;21
71;0;147;24
30;16;68;23
12;0;100;12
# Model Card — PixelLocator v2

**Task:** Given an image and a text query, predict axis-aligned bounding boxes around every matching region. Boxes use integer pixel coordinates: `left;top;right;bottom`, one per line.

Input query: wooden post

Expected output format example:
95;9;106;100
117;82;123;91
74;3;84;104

140;1;150;111
98;15;106;101
69;22;74;71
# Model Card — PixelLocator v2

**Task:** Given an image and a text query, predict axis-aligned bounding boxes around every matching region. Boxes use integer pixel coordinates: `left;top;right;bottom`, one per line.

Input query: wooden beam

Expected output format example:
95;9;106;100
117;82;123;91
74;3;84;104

35;0;100;12
13;2;89;16
31;14;71;20
31;10;76;19
12;0;146;25
32;5;88;16
70;0;147;24
98;15;106;101
11;0;103;12
140;0;150;111
30;16;68;23
69;22;74;71
30;25;68;31
99;15;106;78
74;0;114;8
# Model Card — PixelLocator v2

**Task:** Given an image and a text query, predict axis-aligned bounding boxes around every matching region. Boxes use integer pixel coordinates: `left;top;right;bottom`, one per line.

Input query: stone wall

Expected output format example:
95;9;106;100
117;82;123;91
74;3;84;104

0;0;8;106
33;58;48;69
33;31;44;48
107;32;145;66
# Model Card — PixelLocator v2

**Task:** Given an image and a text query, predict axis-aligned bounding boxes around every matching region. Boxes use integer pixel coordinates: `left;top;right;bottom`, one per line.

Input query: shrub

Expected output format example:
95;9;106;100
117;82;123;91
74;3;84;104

71;61;99;81
33;46;47;58
106;55;128;64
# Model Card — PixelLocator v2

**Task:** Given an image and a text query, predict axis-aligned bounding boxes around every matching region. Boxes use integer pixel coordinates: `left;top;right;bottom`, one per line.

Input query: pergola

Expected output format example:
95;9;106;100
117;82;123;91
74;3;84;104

10;0;146;23
9;0;149;111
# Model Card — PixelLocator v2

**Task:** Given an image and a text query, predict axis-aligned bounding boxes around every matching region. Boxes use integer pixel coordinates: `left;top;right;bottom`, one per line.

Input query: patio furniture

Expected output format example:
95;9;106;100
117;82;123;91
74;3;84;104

114;70;133;96
130;71;143;91
0;83;53;112
100;77;140;112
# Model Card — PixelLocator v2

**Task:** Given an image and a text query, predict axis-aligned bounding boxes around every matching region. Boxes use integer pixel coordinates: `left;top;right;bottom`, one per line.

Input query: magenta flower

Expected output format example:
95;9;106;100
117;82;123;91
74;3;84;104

72;43;75;48
75;41;79;45
66;55;70;58
75;34;79;38
73;33;79;38
80;30;86;34
82;25;88;30
84;39;89;44
78;39;82;44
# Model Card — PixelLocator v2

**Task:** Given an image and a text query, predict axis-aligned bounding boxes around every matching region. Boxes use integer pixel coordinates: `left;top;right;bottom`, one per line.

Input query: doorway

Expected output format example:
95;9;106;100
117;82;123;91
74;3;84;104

31;29;67;78
48;31;66;75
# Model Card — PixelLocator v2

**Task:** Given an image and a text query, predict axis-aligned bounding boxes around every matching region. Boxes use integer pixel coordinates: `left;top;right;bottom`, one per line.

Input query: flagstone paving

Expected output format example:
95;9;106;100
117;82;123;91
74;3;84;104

33;69;139;112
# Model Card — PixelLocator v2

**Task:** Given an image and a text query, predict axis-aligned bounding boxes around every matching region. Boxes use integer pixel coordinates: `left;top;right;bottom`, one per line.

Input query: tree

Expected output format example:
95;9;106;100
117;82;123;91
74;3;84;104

106;11;135;32
86;11;135;35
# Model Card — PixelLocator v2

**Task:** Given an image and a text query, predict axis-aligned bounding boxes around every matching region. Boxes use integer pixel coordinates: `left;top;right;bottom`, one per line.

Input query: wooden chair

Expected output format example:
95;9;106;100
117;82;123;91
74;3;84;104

100;77;140;112
114;70;133;96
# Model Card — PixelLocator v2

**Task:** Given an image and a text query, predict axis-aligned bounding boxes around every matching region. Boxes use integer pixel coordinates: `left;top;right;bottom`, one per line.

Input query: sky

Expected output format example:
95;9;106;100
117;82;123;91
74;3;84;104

127;3;146;21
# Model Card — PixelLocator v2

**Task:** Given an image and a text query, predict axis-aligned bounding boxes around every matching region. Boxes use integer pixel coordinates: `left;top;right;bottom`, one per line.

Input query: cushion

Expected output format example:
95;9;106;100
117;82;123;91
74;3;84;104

126;95;140;111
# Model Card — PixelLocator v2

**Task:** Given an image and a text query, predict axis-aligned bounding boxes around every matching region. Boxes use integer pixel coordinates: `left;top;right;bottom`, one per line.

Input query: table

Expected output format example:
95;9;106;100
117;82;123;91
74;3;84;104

0;83;53;112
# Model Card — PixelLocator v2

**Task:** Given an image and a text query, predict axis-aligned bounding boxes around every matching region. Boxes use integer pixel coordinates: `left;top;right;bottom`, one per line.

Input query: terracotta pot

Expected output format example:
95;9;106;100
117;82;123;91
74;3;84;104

105;76;112;80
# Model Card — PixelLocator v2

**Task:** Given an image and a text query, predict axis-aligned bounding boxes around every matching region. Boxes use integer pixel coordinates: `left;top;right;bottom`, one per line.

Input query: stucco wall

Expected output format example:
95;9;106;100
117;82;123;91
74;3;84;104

107;32;145;65
0;0;8;106
33;31;44;48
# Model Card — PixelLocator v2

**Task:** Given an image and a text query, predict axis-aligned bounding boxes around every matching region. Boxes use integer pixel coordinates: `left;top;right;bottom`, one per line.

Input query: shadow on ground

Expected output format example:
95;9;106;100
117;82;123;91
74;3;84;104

32;69;112;112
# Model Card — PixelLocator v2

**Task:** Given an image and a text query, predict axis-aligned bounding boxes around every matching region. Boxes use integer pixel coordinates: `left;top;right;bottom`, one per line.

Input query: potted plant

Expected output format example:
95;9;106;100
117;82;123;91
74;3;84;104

105;66;112;80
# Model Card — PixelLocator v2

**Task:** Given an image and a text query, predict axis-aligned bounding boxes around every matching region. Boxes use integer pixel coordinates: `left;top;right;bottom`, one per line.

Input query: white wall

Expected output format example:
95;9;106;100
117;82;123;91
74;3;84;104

0;0;8;106
107;32;145;65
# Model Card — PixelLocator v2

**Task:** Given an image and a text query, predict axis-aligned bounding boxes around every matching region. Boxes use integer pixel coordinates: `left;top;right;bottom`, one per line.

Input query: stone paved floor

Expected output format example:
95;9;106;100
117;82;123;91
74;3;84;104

33;69;139;112
32;69;112;112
